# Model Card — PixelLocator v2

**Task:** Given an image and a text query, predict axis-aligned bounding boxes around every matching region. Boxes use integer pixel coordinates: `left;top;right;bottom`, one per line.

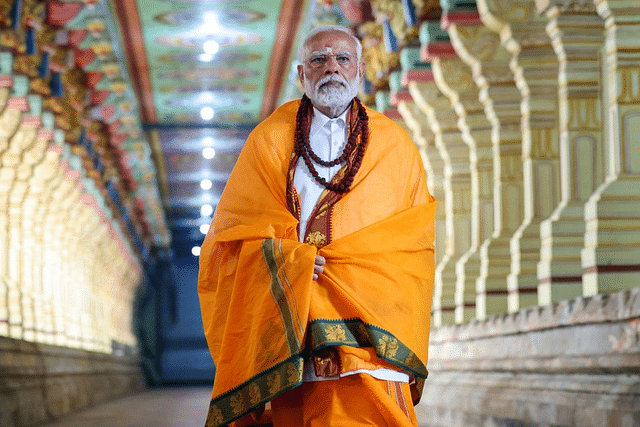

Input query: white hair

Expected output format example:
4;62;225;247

300;25;362;63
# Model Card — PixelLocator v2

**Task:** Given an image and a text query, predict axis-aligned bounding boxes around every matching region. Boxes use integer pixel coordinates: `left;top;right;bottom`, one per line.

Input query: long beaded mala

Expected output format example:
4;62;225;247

294;94;369;194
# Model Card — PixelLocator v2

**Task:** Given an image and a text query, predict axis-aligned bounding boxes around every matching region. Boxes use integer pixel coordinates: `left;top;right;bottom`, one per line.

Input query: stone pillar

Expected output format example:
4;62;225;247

43;146;76;347
442;10;524;318
34;128;65;344
400;31;465;326
535;0;605;304
15;97;48;343
441;3;497;323
425;25;482;324
582;0;640;295
0;54;22;337
473;0;562;311
2;76;35;339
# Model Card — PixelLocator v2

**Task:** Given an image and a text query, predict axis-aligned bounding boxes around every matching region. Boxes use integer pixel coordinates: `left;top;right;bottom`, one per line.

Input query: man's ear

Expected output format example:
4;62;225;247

297;64;305;85
358;61;365;79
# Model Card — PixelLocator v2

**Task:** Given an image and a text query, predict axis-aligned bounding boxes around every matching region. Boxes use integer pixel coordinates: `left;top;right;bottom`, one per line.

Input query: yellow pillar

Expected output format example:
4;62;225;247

442;7;498;323
582;0;640;295
535;0;605;303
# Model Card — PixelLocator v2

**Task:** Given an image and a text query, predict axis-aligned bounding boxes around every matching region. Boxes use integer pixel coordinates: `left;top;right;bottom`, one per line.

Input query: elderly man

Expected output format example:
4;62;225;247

198;25;436;426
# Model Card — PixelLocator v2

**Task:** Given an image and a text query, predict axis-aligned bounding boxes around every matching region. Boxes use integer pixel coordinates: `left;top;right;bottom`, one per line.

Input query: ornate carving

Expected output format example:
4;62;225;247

549;0;596;13
413;0;442;20
358;21;400;86
371;0;419;45
453;25;501;63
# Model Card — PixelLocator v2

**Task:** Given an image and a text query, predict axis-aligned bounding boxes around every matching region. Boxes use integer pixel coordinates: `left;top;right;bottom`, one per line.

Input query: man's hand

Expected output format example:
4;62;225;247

313;254;326;280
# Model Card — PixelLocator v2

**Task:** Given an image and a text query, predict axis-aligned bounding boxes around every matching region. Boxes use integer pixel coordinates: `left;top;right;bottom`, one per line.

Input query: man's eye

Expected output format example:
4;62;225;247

337;56;350;63
311;56;327;64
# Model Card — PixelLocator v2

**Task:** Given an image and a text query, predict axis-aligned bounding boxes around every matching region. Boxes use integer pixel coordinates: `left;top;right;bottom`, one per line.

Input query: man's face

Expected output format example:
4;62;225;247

297;31;365;114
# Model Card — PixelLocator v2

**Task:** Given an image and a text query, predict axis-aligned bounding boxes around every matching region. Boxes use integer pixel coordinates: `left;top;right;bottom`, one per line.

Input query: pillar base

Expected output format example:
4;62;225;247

476;235;511;318
582;175;640;296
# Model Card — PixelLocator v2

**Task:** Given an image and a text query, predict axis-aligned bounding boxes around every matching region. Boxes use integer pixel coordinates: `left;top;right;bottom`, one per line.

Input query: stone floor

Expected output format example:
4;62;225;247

38;386;212;427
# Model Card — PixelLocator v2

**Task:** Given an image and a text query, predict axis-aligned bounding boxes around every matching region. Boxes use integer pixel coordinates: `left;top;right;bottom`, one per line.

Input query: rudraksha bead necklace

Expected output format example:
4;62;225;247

294;94;369;193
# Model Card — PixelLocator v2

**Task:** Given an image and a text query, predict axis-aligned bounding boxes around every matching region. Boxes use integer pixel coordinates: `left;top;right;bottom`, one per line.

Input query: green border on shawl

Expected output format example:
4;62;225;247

261;238;301;354
309;318;429;380
205;355;304;427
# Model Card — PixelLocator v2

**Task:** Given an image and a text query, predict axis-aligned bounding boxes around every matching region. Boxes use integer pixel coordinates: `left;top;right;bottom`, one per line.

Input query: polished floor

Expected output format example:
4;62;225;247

40;386;212;427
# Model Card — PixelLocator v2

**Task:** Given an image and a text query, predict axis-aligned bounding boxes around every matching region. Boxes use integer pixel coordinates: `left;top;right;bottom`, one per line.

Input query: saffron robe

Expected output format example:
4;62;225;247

198;99;437;427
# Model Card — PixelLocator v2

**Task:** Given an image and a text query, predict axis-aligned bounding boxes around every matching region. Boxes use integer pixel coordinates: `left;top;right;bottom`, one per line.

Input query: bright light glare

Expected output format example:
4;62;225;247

200;224;210;234
198;53;214;62
200;92;214;103
192;246;201;256
200;179;212;190
203;40;220;55
202;147;216;159
200;107;214;120
201;204;213;216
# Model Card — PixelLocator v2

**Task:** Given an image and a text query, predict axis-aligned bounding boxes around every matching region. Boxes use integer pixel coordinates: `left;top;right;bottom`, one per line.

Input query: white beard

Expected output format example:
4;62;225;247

305;74;360;117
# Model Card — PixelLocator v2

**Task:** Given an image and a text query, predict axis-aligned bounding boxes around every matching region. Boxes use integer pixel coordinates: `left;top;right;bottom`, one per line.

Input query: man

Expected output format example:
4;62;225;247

198;25;436;426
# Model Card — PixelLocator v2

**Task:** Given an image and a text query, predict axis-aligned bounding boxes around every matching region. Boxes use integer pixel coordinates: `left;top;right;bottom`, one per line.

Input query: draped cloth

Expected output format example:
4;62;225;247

198;100;437;427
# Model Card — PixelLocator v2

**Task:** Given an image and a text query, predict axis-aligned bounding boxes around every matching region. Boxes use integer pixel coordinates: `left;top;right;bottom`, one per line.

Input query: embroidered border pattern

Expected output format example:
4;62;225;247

308;318;429;380
262;238;301;354
205;355;304;427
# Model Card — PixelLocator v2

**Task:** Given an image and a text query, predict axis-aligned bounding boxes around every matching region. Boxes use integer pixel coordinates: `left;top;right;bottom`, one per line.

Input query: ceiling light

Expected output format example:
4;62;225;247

198;53;214;62
202;147;216;159
192;246;201;256
201;204;213;217
200;107;214;121
203;12;220;32
203;40;220;55
200;179;212;190
200;224;210;234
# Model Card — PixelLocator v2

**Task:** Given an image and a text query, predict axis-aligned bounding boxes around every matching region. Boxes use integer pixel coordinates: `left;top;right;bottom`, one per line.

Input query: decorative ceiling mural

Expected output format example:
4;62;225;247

110;0;307;257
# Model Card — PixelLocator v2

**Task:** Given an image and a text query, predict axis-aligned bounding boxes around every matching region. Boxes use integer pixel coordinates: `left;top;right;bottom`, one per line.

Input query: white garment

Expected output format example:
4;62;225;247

293;106;409;384
294;106;348;241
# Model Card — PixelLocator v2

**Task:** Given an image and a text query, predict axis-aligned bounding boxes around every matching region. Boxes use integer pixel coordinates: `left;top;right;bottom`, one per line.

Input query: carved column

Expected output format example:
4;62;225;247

34;129;65;344
474;0;563;311
443;12;524;318
400;31;464;326
582;0;640;295
59;154;84;347
424;24;482;324
0;55;22;337
2;77;35;339
15;99;48;342
535;0;605;304
440;9;496;323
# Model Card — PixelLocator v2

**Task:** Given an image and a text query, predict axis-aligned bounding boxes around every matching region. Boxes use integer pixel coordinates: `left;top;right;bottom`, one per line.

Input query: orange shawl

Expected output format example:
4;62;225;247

198;100;436;426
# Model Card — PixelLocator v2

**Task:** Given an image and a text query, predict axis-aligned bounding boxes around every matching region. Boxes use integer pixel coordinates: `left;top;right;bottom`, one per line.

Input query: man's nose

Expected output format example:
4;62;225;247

324;55;340;73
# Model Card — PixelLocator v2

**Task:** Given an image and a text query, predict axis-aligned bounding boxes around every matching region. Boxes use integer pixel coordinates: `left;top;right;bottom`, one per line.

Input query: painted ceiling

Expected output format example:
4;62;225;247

111;0;350;258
